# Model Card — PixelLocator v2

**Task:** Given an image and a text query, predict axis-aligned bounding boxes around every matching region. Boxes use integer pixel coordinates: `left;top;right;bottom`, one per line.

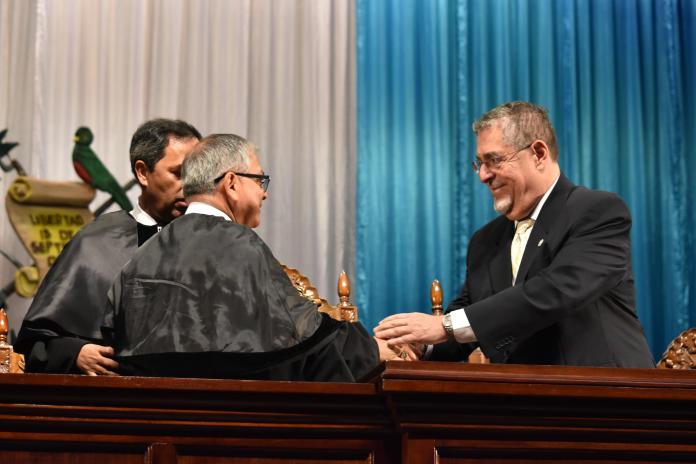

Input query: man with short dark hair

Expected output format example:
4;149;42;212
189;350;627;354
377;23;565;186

103;134;381;381
375;101;654;368
15;119;201;374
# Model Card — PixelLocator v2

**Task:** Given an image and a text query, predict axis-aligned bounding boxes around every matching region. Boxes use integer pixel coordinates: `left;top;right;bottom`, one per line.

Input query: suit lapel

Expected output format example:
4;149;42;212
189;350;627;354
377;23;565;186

488;220;514;293
515;174;575;284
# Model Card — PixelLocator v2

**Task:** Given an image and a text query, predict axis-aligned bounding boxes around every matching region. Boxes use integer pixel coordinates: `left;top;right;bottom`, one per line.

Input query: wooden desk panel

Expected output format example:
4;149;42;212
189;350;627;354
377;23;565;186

377;362;696;463
0;374;393;463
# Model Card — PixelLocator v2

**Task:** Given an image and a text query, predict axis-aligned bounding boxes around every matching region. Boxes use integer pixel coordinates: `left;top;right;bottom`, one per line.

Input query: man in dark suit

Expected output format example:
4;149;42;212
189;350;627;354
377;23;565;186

374;101;654;367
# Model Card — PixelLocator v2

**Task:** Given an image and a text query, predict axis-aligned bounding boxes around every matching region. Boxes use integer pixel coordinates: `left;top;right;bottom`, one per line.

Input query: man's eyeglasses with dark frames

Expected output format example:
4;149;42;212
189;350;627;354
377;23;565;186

471;142;533;174
214;171;270;192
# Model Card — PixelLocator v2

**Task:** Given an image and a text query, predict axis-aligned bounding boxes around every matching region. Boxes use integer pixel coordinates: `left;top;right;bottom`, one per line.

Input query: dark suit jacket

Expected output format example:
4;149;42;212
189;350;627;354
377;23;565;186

432;174;654;367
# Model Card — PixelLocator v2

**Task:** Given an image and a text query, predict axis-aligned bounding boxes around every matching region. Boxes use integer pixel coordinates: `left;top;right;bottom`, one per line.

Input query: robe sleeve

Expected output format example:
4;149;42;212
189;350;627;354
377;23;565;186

24;337;89;373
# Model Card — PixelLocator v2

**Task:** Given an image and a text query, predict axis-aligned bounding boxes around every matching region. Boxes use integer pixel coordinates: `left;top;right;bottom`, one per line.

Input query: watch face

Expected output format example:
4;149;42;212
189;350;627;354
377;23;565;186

443;314;453;334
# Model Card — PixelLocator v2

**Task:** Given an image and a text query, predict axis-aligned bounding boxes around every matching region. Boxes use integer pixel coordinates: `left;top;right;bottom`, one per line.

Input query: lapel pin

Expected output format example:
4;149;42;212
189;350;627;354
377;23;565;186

537;238;544;247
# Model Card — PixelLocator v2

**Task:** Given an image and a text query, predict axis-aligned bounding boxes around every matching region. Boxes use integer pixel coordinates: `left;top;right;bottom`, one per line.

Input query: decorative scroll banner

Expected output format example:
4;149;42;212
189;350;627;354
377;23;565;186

5;177;95;297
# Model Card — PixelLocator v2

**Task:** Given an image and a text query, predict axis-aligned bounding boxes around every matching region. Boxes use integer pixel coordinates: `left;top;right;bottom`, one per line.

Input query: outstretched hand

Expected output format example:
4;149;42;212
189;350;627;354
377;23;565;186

374;312;448;347
76;343;119;376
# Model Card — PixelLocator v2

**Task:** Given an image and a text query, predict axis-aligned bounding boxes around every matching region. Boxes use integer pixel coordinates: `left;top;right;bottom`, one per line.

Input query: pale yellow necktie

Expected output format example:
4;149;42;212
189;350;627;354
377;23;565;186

511;218;535;284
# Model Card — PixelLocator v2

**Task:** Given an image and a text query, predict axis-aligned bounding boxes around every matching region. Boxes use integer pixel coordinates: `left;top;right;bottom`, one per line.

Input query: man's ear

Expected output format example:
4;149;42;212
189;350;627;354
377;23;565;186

134;160;149;188
530;140;550;166
221;172;240;197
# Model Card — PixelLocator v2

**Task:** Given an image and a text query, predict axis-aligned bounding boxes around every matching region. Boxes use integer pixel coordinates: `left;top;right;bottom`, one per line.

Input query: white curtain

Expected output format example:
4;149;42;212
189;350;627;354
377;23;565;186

0;0;356;333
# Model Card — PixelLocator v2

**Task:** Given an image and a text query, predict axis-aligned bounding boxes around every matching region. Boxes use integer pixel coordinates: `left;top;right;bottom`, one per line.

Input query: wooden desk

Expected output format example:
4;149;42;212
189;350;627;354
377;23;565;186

378;362;696;463
1;362;695;463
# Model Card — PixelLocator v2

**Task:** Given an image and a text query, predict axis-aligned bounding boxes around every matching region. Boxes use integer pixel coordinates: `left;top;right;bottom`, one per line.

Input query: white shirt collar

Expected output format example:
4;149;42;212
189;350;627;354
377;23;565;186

185;201;232;221
515;175;560;226
130;201;158;226
529;175;560;221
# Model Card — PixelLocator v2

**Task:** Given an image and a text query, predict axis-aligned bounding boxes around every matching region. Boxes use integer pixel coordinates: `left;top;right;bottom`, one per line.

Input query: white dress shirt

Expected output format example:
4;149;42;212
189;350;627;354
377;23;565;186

130;202;159;228
185;201;232;221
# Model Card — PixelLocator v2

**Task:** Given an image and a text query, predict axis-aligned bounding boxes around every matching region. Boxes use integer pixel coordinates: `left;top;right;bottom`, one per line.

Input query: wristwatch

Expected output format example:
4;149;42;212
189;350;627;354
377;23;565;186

442;313;454;337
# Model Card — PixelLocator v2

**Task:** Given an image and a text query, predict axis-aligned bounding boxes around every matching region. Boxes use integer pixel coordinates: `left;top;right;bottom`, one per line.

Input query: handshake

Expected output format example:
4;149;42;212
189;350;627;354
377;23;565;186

374;337;425;362
373;311;451;362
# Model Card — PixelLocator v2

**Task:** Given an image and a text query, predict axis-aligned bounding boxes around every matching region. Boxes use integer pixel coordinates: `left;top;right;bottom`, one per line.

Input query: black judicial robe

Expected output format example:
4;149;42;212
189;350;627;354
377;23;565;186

102;213;379;382
15;211;158;373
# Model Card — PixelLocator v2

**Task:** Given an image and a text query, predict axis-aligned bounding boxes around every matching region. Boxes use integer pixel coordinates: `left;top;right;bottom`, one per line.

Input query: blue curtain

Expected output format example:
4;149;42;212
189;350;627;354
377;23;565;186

356;0;463;332
356;0;696;358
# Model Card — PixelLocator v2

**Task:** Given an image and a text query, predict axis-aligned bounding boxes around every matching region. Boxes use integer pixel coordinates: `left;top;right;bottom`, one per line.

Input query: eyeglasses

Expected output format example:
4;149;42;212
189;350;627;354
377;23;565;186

471;142;533;174
214;171;270;192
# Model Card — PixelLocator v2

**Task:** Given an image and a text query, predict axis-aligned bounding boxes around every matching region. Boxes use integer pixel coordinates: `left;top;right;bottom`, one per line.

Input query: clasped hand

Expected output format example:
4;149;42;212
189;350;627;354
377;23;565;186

374;312;448;349
76;343;119;376
373;337;422;361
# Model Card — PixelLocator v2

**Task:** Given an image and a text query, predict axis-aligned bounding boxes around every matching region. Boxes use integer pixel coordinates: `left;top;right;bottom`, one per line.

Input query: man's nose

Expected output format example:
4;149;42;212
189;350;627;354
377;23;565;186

478;163;494;183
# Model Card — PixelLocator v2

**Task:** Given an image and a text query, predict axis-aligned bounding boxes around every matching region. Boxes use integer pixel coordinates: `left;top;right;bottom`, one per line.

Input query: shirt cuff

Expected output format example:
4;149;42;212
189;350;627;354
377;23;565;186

450;308;477;343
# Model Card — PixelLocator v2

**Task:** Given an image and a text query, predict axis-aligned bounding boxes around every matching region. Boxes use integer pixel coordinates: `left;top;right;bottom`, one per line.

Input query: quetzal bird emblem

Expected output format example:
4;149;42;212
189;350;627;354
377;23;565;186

72;127;132;211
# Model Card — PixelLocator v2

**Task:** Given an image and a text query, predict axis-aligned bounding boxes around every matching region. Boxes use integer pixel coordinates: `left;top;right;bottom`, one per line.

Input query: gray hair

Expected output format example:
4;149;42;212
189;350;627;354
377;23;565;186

182;134;252;196
472;101;558;160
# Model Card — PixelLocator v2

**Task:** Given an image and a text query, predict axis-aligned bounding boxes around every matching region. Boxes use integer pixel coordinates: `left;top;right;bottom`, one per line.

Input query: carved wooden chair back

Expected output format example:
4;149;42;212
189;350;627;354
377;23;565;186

658;328;696;369
282;266;358;322
0;309;24;373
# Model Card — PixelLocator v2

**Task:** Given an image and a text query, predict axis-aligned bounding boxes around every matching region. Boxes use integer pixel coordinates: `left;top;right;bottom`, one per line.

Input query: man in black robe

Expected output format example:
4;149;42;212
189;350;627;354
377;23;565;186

103;134;381;381
14;119;201;374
